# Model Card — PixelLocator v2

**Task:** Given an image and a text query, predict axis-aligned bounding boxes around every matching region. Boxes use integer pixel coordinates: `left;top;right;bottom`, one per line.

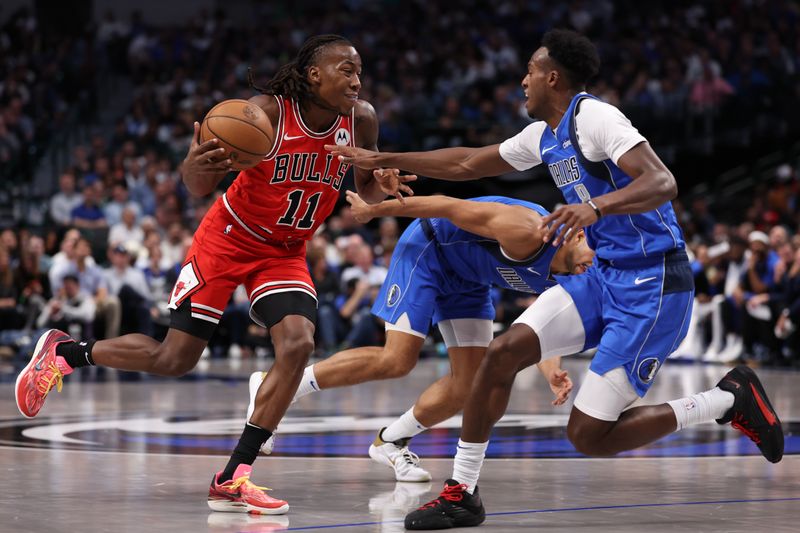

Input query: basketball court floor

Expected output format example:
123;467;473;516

0;357;796;532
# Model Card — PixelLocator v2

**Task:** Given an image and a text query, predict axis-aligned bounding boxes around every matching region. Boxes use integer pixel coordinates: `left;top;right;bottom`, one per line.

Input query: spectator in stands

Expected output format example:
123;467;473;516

308;236;344;354
71;184;108;230
0;229;19;264
108;205;144;248
14;235;51;331
50;173;83;228
337;241;387;348
36;274;96;339
104;243;152;336
0;246;22;329
736;231;778;362
104;181;141;227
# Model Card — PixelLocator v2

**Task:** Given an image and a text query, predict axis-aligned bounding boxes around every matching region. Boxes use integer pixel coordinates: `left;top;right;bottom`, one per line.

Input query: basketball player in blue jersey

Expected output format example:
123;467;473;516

327;29;783;530
246;188;591;481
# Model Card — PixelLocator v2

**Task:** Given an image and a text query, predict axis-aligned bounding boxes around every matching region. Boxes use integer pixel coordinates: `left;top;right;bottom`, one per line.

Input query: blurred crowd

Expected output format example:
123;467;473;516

0;7;96;182
672;163;800;367
1;1;799;366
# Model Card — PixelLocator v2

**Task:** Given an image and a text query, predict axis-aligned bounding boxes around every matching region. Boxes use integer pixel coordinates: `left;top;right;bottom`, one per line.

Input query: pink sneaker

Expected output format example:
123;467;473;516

208;464;289;515
15;329;75;418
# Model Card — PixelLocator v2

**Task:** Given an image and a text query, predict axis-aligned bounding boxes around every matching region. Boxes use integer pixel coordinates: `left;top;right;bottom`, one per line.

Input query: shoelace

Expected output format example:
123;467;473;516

37;362;64;396
400;448;421;466
419;483;469;509
228;474;272;493
732;413;761;444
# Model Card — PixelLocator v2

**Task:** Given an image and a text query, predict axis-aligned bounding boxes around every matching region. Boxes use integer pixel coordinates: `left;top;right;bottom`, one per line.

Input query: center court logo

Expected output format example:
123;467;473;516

386;284;401;307
4;413;797;458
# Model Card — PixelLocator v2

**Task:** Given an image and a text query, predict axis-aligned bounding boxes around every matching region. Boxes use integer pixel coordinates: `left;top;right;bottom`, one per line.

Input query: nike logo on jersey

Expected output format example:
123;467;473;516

634;276;657;285
283;133;305;141
541;145;557;154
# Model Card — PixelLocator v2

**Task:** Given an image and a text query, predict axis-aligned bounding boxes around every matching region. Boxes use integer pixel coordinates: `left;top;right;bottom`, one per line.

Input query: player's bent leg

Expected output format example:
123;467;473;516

373;346;485;483
567;367;670;456
311;329;425;390
460;324;540;442
414;346;486;426
15;325;208;418
250;314;315;430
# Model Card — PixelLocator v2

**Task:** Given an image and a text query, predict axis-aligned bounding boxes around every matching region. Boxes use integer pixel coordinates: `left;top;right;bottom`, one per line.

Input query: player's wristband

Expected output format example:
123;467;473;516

587;199;602;220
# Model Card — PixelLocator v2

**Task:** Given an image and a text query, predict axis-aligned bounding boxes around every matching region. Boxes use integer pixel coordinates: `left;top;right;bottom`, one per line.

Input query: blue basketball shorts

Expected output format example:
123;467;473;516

371;219;495;337
555;250;694;396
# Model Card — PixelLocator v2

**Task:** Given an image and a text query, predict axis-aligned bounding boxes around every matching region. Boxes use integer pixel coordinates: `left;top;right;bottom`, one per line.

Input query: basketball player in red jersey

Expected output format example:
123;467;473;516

15;34;412;514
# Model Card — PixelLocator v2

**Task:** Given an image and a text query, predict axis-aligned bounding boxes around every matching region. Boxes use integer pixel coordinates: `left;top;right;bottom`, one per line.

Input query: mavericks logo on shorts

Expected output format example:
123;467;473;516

386;284;401;307
636;357;660;384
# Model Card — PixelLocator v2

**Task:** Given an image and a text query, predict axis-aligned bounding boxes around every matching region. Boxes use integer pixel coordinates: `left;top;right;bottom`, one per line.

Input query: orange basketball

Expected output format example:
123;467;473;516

200;99;274;170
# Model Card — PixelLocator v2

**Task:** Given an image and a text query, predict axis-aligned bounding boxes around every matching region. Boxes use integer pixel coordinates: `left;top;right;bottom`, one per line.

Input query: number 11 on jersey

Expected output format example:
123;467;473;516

277;190;321;230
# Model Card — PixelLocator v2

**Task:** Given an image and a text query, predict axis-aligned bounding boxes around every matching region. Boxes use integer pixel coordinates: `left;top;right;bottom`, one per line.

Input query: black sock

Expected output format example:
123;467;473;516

55;340;96;369
218;423;272;483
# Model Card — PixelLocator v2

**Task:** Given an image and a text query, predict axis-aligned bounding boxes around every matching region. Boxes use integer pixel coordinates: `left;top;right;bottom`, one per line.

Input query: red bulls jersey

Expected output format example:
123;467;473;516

222;95;354;245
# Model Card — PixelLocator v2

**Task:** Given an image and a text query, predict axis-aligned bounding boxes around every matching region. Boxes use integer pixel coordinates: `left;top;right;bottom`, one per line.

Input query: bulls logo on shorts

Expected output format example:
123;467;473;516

386;284;401;307
636;357;660;384
168;257;204;310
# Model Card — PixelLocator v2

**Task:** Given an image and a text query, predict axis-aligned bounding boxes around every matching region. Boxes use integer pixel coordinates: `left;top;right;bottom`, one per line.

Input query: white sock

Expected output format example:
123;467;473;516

381;407;428;442
452;439;488;494
293;365;320;401
667;387;735;431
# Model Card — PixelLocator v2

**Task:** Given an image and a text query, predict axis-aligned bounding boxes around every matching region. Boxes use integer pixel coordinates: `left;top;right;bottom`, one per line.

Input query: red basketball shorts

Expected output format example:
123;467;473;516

167;200;317;331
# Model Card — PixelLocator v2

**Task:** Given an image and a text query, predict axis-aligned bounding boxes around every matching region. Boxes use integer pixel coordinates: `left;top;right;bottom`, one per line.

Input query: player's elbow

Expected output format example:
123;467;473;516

660;171;678;201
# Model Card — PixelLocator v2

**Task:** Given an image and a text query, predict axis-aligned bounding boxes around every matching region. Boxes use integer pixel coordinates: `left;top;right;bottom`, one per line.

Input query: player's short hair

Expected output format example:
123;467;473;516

250;34;353;102
541;29;600;89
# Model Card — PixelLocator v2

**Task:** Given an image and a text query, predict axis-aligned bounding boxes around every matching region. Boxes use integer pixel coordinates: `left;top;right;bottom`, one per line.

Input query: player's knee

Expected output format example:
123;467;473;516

567;423;614;457
153;345;198;377
275;334;315;369
485;335;534;374
379;349;416;378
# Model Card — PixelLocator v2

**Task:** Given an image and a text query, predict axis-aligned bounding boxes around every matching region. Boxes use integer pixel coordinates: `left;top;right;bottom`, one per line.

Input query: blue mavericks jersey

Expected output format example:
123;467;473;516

426;196;559;294
539;93;685;261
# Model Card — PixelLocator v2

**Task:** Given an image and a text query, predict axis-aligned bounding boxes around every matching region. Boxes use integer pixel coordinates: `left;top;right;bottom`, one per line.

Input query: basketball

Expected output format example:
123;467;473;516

200;99;274;170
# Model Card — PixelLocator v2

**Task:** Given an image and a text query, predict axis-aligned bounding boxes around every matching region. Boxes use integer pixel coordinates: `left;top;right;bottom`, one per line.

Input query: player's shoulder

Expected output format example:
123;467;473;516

249;94;281;125
579;96;629;121
353;99;377;123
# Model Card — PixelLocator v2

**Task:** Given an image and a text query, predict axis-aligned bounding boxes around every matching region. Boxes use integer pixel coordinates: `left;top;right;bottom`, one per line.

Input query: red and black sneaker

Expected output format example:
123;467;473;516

716;365;783;463
404;479;485;530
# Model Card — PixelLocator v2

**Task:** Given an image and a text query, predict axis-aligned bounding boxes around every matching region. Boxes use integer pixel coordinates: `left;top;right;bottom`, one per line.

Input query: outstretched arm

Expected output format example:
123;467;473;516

346;191;543;260
540;141;678;245
327;143;516;181
352;101;416;204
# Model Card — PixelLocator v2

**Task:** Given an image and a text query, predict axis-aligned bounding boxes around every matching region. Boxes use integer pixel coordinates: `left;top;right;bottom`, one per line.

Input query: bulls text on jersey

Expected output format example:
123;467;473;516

269;152;349;191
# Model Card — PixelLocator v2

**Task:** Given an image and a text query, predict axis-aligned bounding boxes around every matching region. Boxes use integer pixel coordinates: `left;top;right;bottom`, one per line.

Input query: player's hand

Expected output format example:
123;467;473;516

546;368;573;406
372;168;417;204
345;190;376;223
540;203;598;246
324;144;382;169
182;122;233;178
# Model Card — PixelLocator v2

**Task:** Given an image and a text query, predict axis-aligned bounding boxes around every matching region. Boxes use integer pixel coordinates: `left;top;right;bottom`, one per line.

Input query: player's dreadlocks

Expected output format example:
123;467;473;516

249;34;353;101
541;29;600;89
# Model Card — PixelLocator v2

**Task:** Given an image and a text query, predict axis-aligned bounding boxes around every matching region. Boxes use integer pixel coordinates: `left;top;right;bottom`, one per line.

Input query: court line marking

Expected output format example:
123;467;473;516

282;497;800;530
0;443;797;461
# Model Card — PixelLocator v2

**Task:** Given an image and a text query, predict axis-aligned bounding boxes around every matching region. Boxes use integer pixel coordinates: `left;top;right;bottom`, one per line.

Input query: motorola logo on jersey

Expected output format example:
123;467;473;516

334;128;351;146
386;284;401;307
547;156;581;187
637;357;661;384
